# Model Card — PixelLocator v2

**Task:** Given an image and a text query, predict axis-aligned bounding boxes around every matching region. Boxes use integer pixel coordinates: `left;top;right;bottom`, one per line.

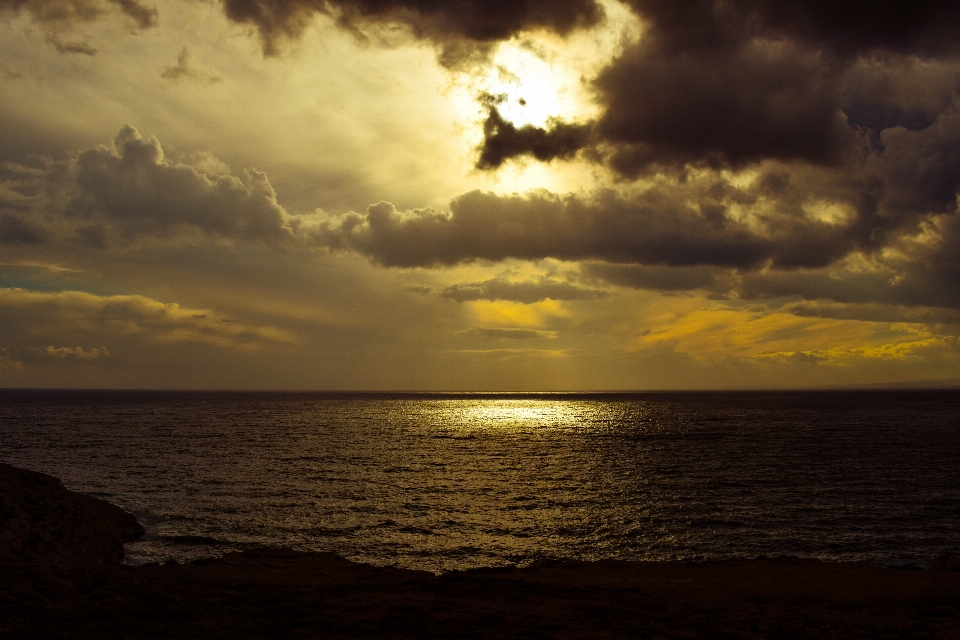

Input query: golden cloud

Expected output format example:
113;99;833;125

0;288;298;350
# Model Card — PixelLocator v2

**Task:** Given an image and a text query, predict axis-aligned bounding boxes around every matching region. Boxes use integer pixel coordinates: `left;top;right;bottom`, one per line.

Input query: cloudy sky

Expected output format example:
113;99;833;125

2;0;960;389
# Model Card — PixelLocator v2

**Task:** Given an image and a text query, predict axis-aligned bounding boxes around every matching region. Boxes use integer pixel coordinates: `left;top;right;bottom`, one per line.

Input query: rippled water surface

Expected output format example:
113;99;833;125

1;390;958;571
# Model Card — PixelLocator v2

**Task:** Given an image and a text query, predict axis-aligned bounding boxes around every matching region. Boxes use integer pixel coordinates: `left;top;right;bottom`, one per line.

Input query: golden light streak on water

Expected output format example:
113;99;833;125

457;400;580;429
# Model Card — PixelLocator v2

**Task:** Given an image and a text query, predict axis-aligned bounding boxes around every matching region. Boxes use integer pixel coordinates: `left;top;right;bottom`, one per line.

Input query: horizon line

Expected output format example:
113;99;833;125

2;385;959;394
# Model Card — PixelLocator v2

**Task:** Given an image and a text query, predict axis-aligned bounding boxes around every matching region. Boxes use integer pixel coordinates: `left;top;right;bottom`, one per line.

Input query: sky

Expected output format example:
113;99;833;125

2;0;960;390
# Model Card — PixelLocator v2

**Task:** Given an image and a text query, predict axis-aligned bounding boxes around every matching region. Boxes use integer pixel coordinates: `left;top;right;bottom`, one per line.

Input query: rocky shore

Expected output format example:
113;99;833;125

2;463;959;638
0;464;144;568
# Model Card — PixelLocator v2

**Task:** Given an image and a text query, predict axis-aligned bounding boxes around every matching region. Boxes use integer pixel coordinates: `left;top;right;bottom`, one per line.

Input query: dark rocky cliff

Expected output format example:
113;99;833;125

0;463;143;567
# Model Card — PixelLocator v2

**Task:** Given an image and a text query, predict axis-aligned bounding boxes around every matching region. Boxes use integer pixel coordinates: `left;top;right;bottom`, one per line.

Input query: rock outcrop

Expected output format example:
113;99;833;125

0;463;143;567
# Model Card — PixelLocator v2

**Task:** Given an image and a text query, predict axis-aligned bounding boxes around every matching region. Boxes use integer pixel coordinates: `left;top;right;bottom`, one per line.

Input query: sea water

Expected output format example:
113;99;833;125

0;390;958;571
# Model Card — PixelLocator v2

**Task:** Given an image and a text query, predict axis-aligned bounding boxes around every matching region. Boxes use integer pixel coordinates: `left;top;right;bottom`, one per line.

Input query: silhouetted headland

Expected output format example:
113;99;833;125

1;463;958;638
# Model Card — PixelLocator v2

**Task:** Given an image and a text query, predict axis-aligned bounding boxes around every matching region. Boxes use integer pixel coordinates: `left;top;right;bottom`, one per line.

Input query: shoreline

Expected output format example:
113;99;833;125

2;463;959;638
5;548;960;638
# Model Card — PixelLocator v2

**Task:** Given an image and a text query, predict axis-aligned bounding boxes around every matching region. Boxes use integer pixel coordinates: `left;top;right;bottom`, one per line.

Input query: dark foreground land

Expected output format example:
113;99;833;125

2;464;959;639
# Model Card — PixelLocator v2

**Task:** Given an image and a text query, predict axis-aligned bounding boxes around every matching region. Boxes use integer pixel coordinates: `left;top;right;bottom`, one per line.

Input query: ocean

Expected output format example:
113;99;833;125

0;389;958;572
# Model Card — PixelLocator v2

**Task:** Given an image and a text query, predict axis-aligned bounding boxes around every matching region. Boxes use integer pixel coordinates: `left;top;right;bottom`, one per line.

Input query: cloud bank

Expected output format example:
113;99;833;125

221;0;602;61
6;120;960;317
1;126;299;248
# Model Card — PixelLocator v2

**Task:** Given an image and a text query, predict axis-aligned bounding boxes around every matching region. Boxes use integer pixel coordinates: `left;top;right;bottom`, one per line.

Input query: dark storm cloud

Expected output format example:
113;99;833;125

586;258;960;317
218;0;960;61
442;276;605;303
577;217;960;310
0;213;50;244
628;1;960;57
737;254;960;311
479;40;852;173
317;185;859;270
841;57;960;139
731;269;893;304
470;1;960;175
783;301;960;326
221;0;602;59
869;113;960;221
594;40;853;172
476;103;592;170
890;218;960;309
582;263;729;293
580;253;934;308
0;0;157;31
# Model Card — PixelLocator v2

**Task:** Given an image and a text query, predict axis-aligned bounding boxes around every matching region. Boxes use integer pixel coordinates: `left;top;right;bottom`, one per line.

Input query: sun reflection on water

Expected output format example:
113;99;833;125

450;399;590;432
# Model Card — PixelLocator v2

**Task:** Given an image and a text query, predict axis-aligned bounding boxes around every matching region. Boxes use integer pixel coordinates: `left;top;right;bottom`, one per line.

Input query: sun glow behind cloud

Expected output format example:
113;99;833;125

482;45;587;128
444;3;633;130
439;3;639;196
